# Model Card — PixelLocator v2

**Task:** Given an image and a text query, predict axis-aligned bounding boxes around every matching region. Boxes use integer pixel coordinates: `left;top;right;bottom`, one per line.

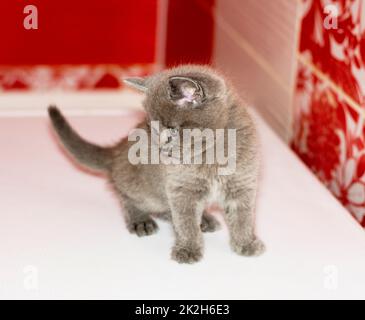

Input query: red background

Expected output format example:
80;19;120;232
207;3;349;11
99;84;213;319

0;0;158;65
0;0;215;67
165;0;215;66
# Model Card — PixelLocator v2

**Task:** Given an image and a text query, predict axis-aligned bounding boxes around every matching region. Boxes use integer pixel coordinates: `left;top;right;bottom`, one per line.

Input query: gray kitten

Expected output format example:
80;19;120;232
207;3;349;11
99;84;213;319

48;65;265;263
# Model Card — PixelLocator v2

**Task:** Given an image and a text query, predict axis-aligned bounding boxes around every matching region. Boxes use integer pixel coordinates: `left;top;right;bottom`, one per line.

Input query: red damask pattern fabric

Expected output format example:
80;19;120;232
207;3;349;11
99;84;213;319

0;64;156;90
293;0;365;226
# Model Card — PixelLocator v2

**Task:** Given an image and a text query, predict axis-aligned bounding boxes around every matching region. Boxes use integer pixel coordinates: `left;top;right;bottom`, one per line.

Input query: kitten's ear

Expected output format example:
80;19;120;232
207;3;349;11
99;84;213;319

123;77;148;92
168;76;204;107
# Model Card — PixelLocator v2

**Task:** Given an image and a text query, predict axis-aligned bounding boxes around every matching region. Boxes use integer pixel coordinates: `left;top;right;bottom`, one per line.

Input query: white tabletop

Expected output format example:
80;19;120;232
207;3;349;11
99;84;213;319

1;109;365;299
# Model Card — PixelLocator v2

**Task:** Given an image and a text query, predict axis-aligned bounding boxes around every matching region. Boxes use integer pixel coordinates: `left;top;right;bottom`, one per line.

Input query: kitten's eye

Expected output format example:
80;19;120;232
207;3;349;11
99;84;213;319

169;83;179;97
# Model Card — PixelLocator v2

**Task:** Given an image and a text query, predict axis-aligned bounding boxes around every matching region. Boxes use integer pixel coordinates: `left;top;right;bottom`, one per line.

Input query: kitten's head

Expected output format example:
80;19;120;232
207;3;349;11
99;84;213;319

124;65;230;130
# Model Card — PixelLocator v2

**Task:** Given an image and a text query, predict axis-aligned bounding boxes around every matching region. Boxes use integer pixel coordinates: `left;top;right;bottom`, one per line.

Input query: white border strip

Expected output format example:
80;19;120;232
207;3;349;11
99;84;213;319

0;90;144;117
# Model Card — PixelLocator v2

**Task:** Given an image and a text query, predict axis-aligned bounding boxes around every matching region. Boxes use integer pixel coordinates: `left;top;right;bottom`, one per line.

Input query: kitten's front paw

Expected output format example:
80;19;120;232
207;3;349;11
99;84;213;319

171;246;203;264
128;218;158;237
232;238;265;257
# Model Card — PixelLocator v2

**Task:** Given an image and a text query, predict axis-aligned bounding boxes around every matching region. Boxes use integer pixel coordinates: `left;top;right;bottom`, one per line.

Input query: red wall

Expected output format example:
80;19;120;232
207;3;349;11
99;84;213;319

0;0;157;65
165;0;215;66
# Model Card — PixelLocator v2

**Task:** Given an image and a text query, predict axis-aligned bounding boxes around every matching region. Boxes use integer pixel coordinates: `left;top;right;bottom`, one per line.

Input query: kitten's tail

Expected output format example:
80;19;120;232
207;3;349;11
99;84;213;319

48;106;113;172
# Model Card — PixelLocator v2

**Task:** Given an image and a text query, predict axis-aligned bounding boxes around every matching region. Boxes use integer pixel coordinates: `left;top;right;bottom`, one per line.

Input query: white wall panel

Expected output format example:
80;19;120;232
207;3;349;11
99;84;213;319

214;0;300;141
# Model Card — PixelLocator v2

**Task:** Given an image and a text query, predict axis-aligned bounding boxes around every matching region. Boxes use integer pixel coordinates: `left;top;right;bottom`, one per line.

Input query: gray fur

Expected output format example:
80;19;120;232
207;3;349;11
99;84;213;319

48;106;113;171
48;65;265;264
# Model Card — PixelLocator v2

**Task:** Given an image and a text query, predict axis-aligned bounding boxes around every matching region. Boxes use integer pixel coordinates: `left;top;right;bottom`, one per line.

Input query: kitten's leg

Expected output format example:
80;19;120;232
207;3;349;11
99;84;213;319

152;211;172;221
167;184;207;264
200;212;220;233
123;201;159;237
224;179;265;256
152;210;219;232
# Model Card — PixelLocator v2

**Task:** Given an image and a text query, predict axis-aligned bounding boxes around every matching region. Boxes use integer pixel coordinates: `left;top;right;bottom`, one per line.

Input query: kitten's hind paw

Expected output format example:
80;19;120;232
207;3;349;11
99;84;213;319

128;218;158;237
200;214;220;233
232;238;265;257
171;246;203;264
